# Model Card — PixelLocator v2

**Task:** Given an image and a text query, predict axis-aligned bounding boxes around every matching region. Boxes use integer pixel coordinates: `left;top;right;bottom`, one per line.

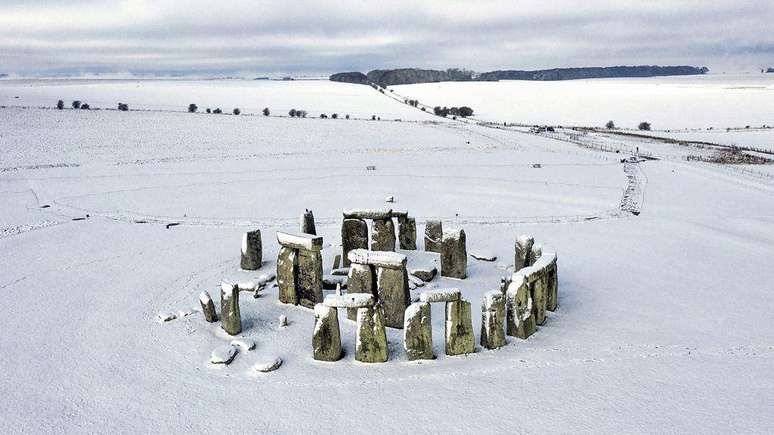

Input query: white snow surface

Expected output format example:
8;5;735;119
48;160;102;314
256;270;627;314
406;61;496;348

1;78;773;433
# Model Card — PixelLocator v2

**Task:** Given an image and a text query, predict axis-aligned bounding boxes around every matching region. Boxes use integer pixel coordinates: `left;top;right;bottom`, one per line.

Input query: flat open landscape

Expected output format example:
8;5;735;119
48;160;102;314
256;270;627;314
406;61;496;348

1;79;773;433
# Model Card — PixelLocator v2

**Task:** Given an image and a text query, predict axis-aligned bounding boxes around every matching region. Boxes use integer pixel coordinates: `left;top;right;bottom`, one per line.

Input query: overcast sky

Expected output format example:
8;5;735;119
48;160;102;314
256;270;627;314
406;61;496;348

1;0;772;77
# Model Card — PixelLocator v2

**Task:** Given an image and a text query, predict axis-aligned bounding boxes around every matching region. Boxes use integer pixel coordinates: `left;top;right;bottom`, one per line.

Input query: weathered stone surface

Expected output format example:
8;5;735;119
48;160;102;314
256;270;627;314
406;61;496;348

300;209;316;235
240;230;262;270
376;266;410;329
546;259;558;312
404;302;433;360
220;282;242;335
324;293;375;309
341;218;368;267
253;357;283;372
529;244;542;266
332;254;341;270
419;288;461;303
199;291;218;322
343;208;393;220
441;229;467;279
210;345;238;365
276;246;298;305
371;218;396;252
424;220;443;253
531;270;548;325
481;290;506;349
505;276;536;339
356;304;388;363
347;249;406;269
445;299;475;356
515;235;534;271
312;304;342;361
471;251;497;262
297;249;324;309
346;263;375;320
499;276;512;295
276;231;323;251
398;216;417;250
410;266;437;282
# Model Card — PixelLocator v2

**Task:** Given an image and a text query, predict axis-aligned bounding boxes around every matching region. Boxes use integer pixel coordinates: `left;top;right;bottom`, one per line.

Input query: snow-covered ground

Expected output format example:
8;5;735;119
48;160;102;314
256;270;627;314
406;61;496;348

1;79;773;433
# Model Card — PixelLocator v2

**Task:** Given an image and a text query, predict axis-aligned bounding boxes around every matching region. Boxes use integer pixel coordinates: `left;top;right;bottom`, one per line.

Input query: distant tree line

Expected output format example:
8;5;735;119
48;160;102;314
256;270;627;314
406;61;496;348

433;106;474;118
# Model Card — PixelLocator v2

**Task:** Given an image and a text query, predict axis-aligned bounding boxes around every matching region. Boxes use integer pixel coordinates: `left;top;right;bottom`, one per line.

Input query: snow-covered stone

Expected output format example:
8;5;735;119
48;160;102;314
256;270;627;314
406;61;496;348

424;220;443;253
385;195;394;203
157;312;177;323
324;293;375;308
505;275;535;340
371;217;396;252
397;216;417;250
529;244;543;266
199;291;218;323
341;218;368;267
471;250;497;262
331;267;349;276
230;338;255;351
210;345;238;365
376;265;410;329
347;249;407;269
410;266;437;282
240;230;262;271
346;263;375;321
356;304;388;363
441;229;467;279
419;288;461;303
408;275;425;288
300;209;316;235
276;231;323;251
514;235;534;271
343;208;393;220
445;299;475;356
237;281;257;292
252;357;282;373
404;302;433;360
220;282;242;336
481;290;506;350
278;315;288;327
276;246;297;305
323;274;348;290
312;304;342;362
296;249;323;309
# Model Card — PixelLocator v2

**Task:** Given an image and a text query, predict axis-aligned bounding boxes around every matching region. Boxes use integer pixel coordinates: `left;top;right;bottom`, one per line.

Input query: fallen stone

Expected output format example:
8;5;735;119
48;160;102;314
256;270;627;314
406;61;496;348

515;235;534;271
424;220;443;253
240;230;263;271
371;218;396;252
347;249;406;269
471;250;497;262
300;209;316;235
297;249;324;309
404;302;433;360
343;208;393;220
276;231;323;252
481;290;506;349
441;229;467;279
410;266;437;282
398;216;417;250
237;281;257;292
312;304;342;362
419;288;461;303
505;275;536;340
445;299;475;356
276;246;298;305
324;293;375;308
253;357;283;373
341;218;368;267
376;266;410;329
230;338;256;351
199;291;218;323
356;304;388;363
210;345;238;365
220;282;242;336
157;312;177;323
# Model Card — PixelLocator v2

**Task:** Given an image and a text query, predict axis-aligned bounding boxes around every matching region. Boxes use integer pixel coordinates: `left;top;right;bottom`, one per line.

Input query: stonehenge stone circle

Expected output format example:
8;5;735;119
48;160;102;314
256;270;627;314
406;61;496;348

312;304;342;362
220;282;242;336
356;303;388;363
424;220;443;253
199;291;218;323
445;299;475;356
240;230;263;270
514;235;534;271
397;215;417;250
506;275;536;339
341;218;368;267
348;249;410;328
403;302;433;360
481;290;506;349
441;229;467;279
371;217;396;252
300;209;316;235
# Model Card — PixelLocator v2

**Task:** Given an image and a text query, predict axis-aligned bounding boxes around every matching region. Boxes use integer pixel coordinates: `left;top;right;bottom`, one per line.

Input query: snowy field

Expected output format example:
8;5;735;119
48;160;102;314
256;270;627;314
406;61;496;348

392;73;774;130
1;80;773;433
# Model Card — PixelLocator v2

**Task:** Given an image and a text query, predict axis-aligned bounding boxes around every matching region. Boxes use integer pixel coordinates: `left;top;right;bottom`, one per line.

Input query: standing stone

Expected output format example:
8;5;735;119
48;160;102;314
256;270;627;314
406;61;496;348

499;276;512;295
546;260;558;312
332;254;341;270
346;263;375;320
199;291;218;323
356;304;388;363
300;209;316;235
441;229;467;279
371;218;396;252
445;299;475;356
404;302;433;360
506;277;536;339
342;218;368;267
312;304;342;361
530;272;548;326
398;216;417;250
376;265;410;328
220;282;242;335
515;235;534;271
481;290;506;349
424;220;443;253
297;249;324;309
276;247;298;305
528;244;543;266
240;230;262;270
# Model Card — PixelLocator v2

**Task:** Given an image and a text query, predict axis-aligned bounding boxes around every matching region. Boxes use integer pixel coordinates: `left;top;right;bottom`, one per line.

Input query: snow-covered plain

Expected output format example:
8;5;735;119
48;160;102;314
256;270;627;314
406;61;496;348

1;79;773;433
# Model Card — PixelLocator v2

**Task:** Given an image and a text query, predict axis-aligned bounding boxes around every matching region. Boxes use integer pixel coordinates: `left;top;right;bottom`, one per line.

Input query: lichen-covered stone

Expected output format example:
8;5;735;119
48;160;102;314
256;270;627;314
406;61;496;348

356;304;388;363
514;235;534;271
445;299;475;356
424;220;442;253
300;209;316;235
276;246;298;305
240;230;262;270
530;271;548;326
297;249;323;309
220;282;242;336
312;304;342;362
506;277;536;339
404;302;433;360
199;291;218;322
376;266;410;328
410;266;437;282
346;263;375;320
546;260;558;312
342;218;368;267
441;229;467;279
398;216;417;250
371;218;396;252
529;244;542;266
481;290;506;349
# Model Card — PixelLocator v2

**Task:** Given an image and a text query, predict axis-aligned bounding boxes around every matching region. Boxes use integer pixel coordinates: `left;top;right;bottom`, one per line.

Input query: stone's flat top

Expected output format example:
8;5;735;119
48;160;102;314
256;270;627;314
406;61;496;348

483;289;505;305
324;293;375;308
511;251;556;281
210;345;238;364
390;210;409;218
405;301;429;318
342;208;393;220
253;357;282;373
331;268;350;276
347;249;407;268
442;229;465;240
276;231;323;251
531;251;558;269
230;338;256;351
221;282;236;299
237;281;257;291
516;234;534;245
199;291;213;304
420;288;461;303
